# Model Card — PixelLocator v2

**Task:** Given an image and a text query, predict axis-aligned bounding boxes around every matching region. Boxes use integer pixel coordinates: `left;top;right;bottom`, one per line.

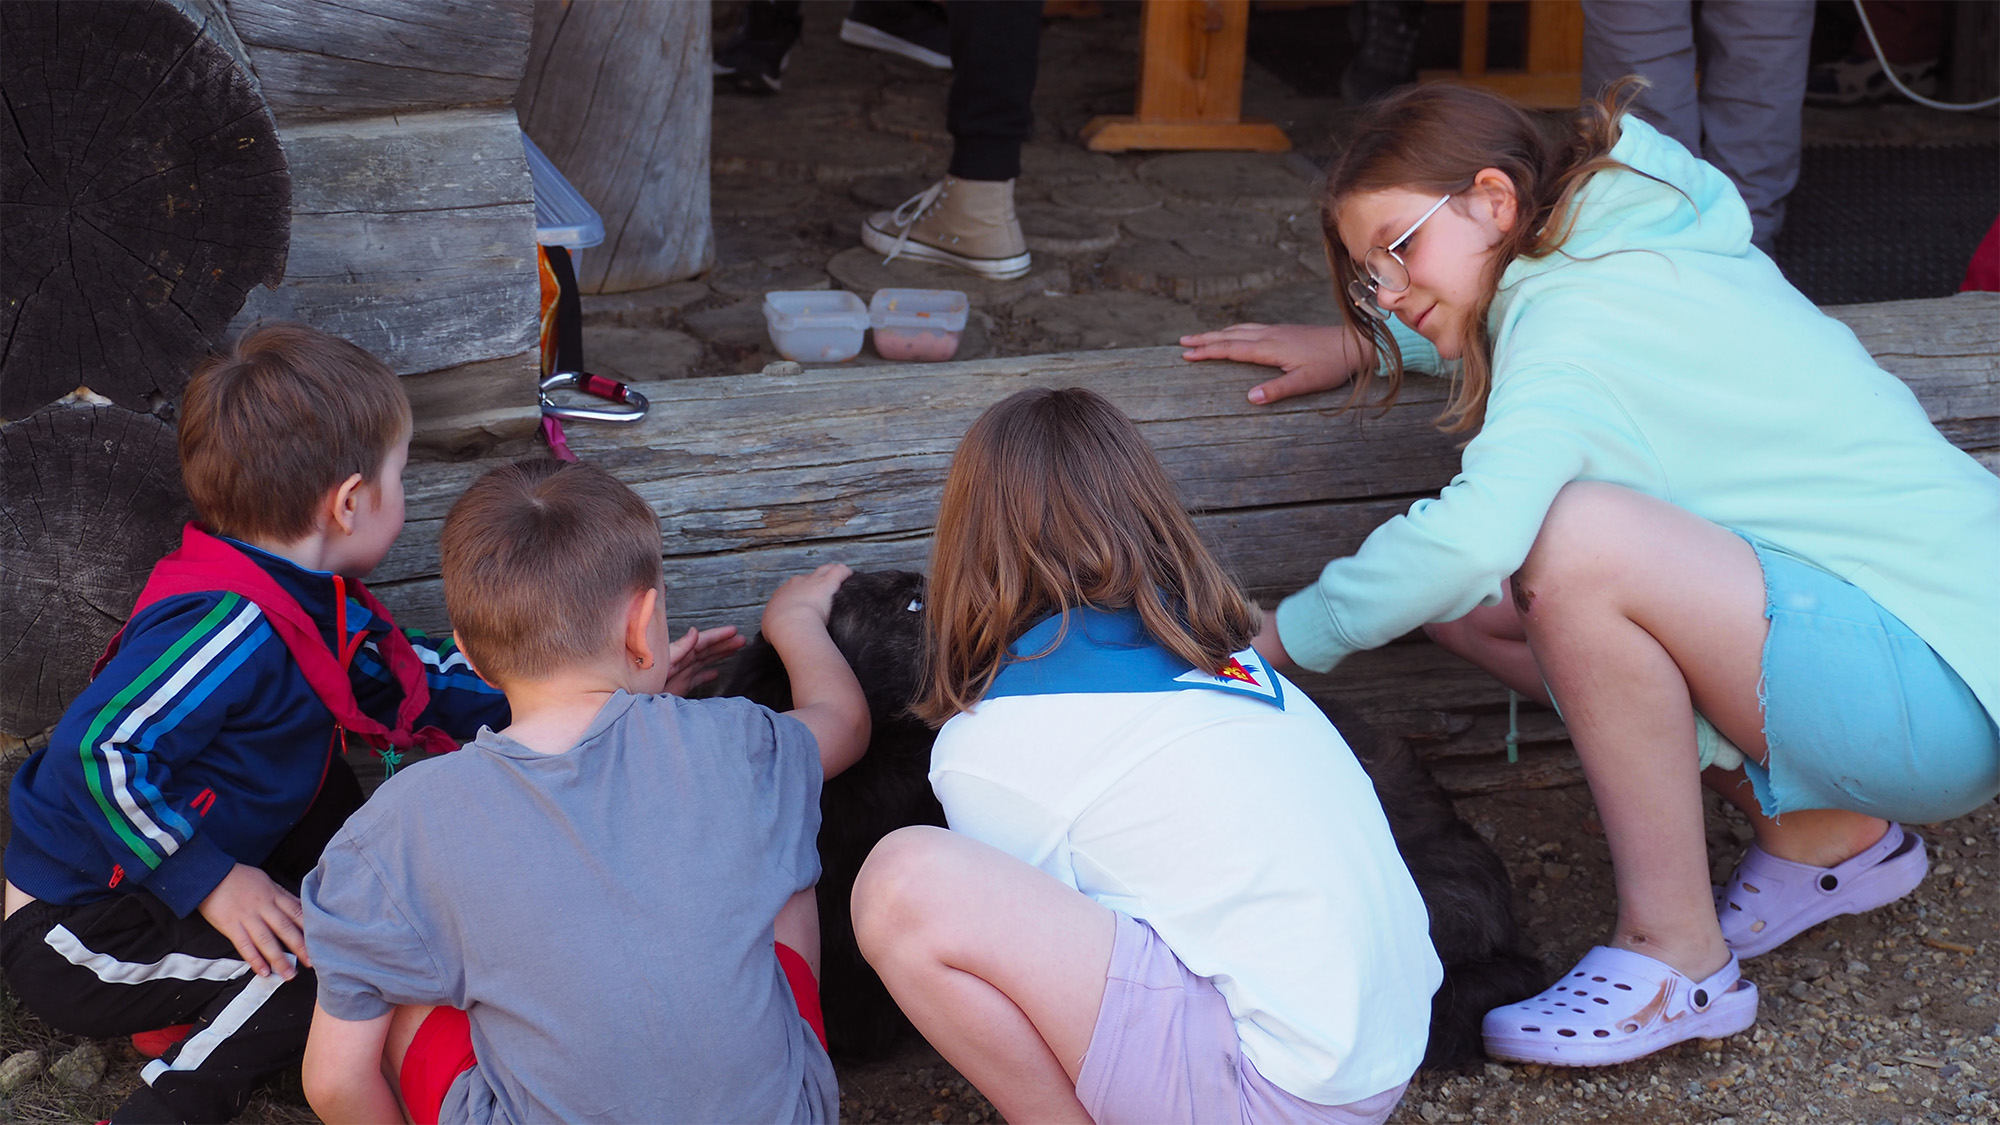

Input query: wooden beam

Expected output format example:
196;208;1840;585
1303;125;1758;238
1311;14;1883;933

1084;0;1292;153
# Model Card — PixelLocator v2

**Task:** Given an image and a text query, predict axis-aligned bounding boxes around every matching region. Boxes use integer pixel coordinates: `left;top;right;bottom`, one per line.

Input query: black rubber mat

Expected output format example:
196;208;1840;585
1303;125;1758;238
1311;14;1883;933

1773;143;1999;305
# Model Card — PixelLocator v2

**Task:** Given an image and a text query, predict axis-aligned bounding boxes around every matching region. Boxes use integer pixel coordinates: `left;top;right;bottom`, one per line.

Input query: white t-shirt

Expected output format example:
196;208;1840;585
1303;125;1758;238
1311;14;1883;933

930;679;1441;1106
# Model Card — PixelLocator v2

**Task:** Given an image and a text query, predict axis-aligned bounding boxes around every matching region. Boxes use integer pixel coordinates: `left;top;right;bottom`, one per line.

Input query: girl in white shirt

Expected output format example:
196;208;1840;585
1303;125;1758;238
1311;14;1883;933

850;387;1439;1125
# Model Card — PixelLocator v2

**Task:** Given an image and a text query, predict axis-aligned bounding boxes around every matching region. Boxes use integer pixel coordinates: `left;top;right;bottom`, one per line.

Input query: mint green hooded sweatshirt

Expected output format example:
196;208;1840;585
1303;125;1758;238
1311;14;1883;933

1274;117;2000;729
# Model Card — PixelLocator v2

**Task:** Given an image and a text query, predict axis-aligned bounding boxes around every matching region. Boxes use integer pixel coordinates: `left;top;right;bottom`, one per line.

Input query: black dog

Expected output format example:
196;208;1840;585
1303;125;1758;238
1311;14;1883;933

717;571;1544;1067
713;571;943;1061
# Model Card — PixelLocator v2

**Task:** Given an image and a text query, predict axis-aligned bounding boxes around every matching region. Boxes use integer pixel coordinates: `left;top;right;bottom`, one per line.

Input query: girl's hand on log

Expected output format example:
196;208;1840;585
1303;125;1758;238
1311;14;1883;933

199;864;310;978
1179;323;1371;405
662;625;747;696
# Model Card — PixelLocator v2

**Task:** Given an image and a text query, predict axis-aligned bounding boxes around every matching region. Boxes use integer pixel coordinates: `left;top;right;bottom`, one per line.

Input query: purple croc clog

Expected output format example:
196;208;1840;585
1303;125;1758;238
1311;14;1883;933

1483;946;1758;1067
1716;822;1928;960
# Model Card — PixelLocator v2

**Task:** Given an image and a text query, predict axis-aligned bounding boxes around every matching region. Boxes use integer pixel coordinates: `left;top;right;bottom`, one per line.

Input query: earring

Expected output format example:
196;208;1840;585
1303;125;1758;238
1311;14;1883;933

635;655;653;670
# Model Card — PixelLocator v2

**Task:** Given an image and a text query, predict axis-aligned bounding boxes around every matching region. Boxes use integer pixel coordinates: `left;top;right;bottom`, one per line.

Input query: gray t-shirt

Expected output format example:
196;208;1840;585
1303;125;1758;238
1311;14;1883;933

302;691;837;1124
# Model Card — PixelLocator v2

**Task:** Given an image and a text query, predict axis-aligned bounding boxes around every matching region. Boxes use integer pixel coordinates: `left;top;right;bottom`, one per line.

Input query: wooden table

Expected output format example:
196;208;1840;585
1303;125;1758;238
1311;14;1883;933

1082;0;1292;153
1420;0;1585;109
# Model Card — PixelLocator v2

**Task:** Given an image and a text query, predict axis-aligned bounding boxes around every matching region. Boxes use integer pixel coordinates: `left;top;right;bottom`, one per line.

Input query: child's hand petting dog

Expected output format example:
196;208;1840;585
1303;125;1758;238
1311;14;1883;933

661;624;747;696
762;564;870;779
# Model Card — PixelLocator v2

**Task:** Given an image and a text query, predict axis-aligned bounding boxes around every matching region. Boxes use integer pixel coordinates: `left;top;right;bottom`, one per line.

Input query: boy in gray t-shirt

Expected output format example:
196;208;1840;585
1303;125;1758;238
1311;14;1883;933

297;461;871;1125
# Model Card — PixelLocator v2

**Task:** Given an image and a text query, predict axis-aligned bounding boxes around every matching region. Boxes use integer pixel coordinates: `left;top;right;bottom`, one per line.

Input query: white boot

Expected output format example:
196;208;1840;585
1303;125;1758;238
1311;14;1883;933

861;176;1032;280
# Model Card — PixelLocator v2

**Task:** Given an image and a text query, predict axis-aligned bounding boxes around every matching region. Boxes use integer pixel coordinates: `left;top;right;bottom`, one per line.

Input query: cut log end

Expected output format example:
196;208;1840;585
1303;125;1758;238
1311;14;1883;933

0;0;290;419
0;404;195;736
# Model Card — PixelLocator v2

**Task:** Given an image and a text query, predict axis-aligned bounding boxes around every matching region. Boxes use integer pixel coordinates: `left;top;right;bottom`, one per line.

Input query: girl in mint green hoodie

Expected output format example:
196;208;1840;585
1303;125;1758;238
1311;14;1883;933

1184;80;1999;1068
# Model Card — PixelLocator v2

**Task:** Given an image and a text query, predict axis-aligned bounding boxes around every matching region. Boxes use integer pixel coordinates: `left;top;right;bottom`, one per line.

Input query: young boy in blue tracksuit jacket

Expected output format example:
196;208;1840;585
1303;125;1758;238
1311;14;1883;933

2;323;508;1124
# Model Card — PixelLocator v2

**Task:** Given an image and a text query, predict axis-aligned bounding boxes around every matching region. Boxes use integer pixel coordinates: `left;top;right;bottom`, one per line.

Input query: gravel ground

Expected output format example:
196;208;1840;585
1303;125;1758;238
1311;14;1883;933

3;775;1994;1123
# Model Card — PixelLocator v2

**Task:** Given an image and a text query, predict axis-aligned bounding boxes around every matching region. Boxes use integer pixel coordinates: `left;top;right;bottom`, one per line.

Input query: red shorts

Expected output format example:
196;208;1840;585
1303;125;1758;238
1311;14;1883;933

397;942;826;1125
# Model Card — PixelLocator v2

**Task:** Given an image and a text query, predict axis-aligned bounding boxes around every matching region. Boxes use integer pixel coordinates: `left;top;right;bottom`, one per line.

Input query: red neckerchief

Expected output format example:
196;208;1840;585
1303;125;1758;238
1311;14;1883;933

94;523;457;757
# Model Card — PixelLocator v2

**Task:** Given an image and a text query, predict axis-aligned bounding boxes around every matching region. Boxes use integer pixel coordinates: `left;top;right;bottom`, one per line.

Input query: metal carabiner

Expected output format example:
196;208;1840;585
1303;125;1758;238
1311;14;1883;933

538;371;649;424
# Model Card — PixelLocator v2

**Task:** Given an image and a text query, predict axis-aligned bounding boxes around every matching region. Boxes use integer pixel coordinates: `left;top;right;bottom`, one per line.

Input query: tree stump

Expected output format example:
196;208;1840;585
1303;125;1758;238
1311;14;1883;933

0;0;290;420
517;0;713;293
0;404;195;737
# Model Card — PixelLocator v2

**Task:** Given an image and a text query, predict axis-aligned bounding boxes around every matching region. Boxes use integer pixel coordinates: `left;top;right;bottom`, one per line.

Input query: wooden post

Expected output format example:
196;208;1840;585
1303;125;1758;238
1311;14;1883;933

1082;0;1292;153
517;0;714;294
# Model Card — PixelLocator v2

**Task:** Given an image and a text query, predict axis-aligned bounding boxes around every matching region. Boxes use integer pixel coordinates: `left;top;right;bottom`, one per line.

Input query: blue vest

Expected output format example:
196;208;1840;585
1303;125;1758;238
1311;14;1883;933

985;606;1284;710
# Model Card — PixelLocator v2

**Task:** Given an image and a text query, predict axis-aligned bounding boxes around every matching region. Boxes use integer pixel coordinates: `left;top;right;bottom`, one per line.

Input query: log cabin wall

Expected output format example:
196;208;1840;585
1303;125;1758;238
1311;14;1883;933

223;0;543;456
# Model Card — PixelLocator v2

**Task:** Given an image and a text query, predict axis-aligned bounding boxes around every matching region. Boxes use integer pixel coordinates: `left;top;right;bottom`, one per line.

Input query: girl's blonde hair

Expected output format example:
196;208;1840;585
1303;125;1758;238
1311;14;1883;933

1324;77;1647;432
913;387;1258;726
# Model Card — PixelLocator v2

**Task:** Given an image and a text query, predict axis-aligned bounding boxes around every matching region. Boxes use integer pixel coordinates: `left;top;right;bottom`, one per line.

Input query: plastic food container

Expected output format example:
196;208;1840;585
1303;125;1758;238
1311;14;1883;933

763;291;870;363
870;288;969;362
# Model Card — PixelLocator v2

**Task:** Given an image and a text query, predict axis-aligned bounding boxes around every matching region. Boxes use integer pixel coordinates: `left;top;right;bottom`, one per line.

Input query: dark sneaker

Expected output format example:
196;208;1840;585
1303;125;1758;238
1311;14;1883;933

841;0;952;69
714;0;803;94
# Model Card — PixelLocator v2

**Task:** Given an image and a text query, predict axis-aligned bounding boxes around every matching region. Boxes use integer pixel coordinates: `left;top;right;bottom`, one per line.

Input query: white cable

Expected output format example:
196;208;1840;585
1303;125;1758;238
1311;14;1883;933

1850;0;2000;111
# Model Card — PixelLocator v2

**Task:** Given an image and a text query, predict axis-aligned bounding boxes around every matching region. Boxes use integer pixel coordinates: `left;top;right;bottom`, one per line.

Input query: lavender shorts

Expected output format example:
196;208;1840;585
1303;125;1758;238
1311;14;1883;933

1074;913;1409;1125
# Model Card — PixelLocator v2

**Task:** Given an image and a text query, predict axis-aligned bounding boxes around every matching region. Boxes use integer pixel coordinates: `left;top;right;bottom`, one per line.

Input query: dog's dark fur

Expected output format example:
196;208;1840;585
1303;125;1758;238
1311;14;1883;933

713;571;944;1061
716;571;1545;1067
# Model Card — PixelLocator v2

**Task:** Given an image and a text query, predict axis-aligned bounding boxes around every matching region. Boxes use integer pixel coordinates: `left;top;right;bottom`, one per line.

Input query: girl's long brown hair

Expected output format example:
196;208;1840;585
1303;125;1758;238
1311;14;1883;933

1324;77;1647;432
913;387;1259;726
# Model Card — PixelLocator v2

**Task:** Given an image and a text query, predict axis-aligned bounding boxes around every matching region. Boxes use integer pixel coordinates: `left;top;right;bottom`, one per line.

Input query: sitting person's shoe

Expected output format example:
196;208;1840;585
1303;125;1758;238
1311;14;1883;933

1805;53;1939;106
714;0;803;94
841;0;952;69
861;177;1032;280
1483;947;1758;1066
131;1024;194;1059
1715;822;1927;959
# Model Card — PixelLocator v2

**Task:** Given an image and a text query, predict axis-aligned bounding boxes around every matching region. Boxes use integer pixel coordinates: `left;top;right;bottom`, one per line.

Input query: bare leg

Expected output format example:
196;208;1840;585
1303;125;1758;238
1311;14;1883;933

1702;767;1889;867
774;888;821;979
381;1004;437;1125
853;826;1115;1125
1424;601;1552;706
1507;483;1894;980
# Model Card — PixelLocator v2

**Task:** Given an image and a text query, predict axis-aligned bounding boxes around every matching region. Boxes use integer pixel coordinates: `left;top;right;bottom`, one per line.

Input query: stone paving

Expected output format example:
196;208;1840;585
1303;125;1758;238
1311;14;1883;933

583;3;1995;388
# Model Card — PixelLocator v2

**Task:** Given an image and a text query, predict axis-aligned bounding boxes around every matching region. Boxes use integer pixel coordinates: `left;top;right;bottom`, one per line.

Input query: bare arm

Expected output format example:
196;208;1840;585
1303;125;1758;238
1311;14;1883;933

763;564;872;778
302;1005;402;1125
1179;323;1374;404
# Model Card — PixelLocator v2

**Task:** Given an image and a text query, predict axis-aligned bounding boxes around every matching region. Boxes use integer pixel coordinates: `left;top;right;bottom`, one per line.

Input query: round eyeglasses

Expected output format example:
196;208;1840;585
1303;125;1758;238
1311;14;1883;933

1345;194;1451;322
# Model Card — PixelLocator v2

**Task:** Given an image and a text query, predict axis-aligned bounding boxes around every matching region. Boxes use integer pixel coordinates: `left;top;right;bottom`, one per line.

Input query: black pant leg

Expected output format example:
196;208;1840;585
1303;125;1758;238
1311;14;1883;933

945;0;1043;181
3;894;317;1123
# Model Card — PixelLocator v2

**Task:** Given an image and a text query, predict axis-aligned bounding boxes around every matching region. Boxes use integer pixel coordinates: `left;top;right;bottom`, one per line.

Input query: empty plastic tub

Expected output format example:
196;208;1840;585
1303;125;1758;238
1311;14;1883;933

764;291;870;363
870;288;969;362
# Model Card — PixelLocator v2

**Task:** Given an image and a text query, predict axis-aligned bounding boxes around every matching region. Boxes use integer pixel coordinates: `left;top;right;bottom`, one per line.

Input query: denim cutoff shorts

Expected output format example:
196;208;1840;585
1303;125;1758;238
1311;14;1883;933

1738;536;2000;824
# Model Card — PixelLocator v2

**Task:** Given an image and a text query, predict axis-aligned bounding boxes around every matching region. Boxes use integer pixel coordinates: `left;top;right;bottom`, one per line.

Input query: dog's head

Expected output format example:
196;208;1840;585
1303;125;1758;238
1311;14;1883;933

714;570;928;728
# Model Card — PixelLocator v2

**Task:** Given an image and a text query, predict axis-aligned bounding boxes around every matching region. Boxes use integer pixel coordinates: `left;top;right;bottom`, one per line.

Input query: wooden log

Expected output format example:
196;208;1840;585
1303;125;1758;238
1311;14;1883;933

369;293;1999;791
0;0;289;419
518;0;713;293
223;0;532;122
229;107;542;443
0;405;196;737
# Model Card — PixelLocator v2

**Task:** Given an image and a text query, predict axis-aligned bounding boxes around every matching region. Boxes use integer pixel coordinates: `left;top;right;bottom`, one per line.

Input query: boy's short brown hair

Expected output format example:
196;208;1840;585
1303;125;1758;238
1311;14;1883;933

441;460;665;687
178;323;412;542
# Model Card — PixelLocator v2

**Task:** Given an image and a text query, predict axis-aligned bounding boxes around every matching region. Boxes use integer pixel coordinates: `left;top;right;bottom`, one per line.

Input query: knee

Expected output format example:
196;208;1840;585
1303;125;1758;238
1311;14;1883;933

1515;481;1647;598
851;826;956;962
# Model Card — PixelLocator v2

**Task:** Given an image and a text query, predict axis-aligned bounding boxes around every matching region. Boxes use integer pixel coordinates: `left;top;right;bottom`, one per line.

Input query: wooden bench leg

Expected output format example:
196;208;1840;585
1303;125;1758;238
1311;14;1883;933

1082;0;1291;153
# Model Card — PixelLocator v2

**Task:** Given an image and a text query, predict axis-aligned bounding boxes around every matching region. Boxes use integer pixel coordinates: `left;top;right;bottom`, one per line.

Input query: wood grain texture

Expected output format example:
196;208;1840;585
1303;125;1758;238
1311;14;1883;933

1;0;290;418
224;0;532;121
366;294;1998;791
0;405;195;736
518;0;713;293
230;108;540;388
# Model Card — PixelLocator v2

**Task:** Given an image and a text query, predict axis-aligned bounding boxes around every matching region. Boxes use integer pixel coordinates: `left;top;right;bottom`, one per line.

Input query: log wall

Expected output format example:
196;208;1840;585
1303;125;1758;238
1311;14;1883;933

377;292;2000;796
225;0;543;454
